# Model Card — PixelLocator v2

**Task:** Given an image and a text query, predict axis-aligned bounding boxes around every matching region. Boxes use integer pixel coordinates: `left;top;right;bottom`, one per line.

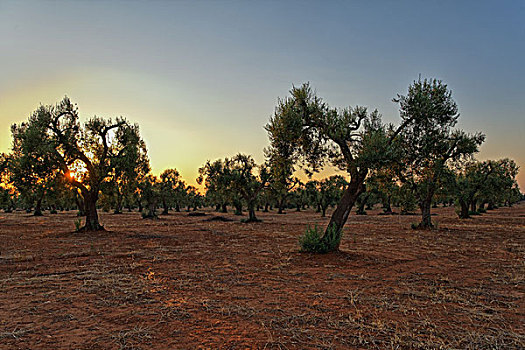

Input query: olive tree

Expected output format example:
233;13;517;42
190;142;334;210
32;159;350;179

394;78;485;228
159;168;184;214
12;97;148;231
266;83;400;251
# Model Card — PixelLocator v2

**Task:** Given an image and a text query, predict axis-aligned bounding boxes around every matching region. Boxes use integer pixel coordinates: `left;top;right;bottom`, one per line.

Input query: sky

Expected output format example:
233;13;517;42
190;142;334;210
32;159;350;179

1;0;524;189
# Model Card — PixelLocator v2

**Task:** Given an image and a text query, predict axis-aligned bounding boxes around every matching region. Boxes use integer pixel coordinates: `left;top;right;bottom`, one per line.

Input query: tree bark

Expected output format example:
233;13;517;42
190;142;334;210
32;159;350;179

277;198;285;214
458;198;470;219
243;203;261;223
162;199;169;215
83;191;103;231
418;200;433;228
114;189;123;214
383;195;393;214
34;197;43;216
470;200;477;213
234;203;243;215
322;174;365;250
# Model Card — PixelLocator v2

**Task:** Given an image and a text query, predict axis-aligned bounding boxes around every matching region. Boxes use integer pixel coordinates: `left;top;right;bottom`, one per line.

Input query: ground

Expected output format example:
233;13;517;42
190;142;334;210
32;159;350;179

0;204;524;349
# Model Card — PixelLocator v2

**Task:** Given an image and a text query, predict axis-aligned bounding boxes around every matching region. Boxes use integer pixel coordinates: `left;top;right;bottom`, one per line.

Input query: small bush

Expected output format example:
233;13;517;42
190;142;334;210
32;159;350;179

478;208;486;213
299;224;341;253
74;219;82;232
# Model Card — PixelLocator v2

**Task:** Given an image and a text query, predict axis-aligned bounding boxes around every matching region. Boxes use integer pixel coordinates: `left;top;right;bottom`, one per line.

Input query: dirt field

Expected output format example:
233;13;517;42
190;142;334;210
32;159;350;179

0;204;524;349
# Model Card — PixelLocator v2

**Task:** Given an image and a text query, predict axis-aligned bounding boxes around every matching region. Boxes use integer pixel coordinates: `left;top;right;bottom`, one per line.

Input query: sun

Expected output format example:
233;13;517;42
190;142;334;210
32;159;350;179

65;160;88;182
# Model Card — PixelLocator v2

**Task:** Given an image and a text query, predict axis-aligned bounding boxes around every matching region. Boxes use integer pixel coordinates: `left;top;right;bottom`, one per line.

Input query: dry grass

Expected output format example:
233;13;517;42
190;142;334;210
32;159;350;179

0;204;523;348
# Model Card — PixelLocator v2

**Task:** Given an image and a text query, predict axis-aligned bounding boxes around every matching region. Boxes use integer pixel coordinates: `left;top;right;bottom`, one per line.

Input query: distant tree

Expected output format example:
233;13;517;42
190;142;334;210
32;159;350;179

197;159;231;213
11;97;148;230
108;137;150;214
138;174;160;219
265;119;300;214
198;154;270;222
225;154;270;222
394;78;485;228
479;158;520;209
367;168;398;214
266;156;299;214
184;185;202;211
304;180;321;213
395;183;418;215
316;176;346;217
355;190;372;215
9;122;62;215
290;182;308;211
159;168;183;214
0;154;18;212
453;161;493;219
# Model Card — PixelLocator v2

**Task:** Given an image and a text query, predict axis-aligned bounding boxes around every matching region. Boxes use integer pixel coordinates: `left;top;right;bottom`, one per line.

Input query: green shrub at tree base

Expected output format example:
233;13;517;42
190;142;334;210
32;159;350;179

299;224;341;253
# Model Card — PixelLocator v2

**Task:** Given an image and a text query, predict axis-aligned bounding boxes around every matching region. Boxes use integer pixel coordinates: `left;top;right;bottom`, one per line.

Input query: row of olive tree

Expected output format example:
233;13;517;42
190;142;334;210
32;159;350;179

1;79;521;246
0;97;202;230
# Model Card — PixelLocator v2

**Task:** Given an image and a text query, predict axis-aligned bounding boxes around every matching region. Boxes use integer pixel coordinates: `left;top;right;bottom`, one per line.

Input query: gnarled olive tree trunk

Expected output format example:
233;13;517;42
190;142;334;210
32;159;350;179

322;172;366;250
82;190;102;231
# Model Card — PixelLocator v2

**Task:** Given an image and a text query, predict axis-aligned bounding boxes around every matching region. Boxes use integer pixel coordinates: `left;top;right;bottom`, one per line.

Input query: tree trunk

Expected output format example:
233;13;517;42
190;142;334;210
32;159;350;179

83;191;103;231
356;199;367;215
321;204;327;217
34;197;43;216
418;200;433;228
234;203;243;215
278;199;285;214
114;190;123;214
75;196;85;216
162;199;169;215
248;207;257;221
383;195;393;214
263;202;269;212
221;203;227;213
470;200;477;213
322;175;365;250
215;204;220;212
243;202;261;223
458;199;470;219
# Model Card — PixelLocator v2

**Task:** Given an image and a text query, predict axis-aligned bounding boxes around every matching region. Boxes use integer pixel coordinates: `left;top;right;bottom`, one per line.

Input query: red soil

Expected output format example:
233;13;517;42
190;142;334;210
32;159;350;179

0;204;524;349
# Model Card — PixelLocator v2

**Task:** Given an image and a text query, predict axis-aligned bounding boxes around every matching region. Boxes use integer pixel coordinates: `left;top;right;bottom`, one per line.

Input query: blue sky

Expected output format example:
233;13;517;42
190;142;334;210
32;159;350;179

1;0;524;187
